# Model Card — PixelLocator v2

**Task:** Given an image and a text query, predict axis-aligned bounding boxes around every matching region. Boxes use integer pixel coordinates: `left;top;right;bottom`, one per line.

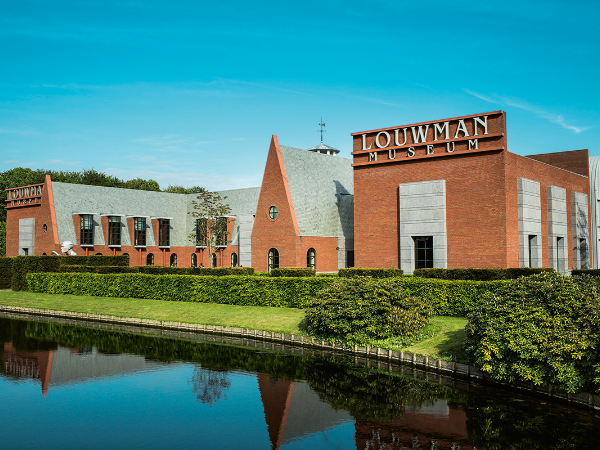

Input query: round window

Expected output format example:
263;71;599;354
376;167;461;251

269;206;278;220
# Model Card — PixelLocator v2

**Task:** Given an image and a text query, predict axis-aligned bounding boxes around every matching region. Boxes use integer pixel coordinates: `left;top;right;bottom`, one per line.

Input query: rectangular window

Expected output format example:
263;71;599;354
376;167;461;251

346;250;354;268
134;217;146;246
414;236;433;269
215;217;227;247
196;218;207;246
580;238;589;269
556;236;564;273
80;215;94;246
108;216;121;246
528;235;536;268
159;219;170;247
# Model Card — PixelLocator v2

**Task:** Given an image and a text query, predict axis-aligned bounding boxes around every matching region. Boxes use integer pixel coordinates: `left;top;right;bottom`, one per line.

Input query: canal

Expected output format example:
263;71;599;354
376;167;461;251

1;313;599;449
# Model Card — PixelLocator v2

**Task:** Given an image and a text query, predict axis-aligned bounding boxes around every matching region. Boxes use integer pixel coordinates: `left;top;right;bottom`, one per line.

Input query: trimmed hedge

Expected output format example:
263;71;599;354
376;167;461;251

59;255;129;266
25;271;506;316
572;269;600;277
58;265;141;274
338;268;404;278
137;266;254;276
12;256;61;291
269;268;316;277
0;257;13;289
27;272;333;308
413;267;555;281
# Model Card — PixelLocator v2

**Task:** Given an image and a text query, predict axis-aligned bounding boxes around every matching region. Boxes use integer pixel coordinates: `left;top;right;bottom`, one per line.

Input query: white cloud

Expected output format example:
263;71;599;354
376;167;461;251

463;88;590;134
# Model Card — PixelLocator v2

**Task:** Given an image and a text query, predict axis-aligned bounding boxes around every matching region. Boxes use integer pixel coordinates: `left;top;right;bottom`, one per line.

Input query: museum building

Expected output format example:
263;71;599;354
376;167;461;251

5;110;596;273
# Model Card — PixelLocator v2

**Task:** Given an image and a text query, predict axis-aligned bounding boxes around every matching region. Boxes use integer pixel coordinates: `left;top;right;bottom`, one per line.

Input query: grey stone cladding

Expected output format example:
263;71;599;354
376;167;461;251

518;178;542;268
18;217;35;255
398;180;447;275
572;191;590;270
547;186;568;274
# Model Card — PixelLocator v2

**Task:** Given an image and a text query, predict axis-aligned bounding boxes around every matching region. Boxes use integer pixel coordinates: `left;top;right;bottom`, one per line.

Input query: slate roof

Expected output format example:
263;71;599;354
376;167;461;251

279;145;353;237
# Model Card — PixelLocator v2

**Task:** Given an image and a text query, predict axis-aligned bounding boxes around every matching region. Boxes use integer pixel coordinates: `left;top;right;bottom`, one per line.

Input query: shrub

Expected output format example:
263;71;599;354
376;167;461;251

338;268;404;278
413;267;554;281
269;267;316;277
26;272;332;308
12;256;61;291
137;266;254;276
304;278;431;342
0;257;13;289
60;255;129;266
465;272;600;393
572;269;600;277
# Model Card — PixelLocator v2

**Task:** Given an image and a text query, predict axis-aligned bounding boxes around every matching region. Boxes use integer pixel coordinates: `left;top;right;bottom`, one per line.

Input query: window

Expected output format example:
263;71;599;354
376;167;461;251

346;250;354;268
43;224;47;233
196;218;207;246
159;219;170;247
108;216;121;246
211;253;217;268
307;248;316;269
215;217;227;247
80;214;93;246
414;236;433;269
146;253;154;266
22;248;28;256
556;237;564;273
170;253;177;267
231;253;238;267
191;253;197;267
528;235;536;268
268;248;279;272
134;218;146;246
580;238;589;269
269;206;278;220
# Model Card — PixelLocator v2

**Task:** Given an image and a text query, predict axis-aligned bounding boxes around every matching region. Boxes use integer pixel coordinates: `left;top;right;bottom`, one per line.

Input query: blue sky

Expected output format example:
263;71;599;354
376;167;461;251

1;0;598;190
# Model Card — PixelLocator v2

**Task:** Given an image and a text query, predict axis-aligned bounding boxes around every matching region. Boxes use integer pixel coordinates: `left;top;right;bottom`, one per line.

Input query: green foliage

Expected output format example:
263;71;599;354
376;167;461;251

304;278;432;342
163;184;207;194
0;220;5;257
413;267;555;280
393;277;508;316
269;267;316;277
0;257;13;288
59;265;140;274
465;272;600;393
316;273;338;277
137;266;254;276
26;272;332;308
59;255;129;266
11;256;61;291
338;267;404;278
572;269;600;277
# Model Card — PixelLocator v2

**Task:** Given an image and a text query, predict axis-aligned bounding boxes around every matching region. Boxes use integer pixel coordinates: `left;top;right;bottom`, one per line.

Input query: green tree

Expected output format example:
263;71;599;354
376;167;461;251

188;191;232;266
164;184;207;194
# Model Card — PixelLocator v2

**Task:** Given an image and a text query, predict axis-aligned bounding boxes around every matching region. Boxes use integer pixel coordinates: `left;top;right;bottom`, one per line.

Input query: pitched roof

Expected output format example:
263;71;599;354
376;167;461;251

279;145;353;237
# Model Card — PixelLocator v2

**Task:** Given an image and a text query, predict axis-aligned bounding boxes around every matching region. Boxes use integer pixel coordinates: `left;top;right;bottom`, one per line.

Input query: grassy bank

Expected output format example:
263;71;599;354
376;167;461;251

0;290;468;361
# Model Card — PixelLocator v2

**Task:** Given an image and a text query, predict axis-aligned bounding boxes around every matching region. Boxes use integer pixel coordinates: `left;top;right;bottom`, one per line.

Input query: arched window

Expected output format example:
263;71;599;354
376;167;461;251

307;248;316;270
146;253;154;266
95;253;103;256
231;253;238;267
211;253;217;268
268;248;279;272
191;253;197;267
170;253;177;267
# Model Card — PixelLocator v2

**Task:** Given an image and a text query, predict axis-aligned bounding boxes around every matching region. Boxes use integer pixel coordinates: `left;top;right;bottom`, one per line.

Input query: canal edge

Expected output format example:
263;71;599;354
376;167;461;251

1;303;599;411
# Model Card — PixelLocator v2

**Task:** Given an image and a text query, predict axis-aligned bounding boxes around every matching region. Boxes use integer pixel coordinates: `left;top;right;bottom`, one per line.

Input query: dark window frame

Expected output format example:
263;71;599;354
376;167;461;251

146;253;154;266
170;253;177;267
108;216;121;246
158;219;170;247
414;236;433;269
307;248;316;269
269;206;278;220
80;214;94;246
196;218;208;247
268;248;279;272
134;217;146;247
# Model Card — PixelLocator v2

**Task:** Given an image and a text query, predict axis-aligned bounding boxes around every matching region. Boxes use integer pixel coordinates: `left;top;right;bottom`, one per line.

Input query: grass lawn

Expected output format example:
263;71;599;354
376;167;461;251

0;290;305;334
0;291;468;361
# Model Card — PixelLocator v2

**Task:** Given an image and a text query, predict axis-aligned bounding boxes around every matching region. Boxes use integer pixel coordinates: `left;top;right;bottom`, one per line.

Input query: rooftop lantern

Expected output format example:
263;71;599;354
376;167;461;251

307;118;340;156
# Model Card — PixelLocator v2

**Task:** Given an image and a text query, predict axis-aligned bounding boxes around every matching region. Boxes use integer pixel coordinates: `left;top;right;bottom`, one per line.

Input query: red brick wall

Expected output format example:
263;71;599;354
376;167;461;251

353;150;509;269
526;149;589;177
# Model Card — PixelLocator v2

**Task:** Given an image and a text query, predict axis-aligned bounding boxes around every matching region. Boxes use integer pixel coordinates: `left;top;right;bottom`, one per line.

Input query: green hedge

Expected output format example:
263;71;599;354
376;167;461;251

270;267;316;277
26;273;333;308
12;256;61;291
25;272;506;315
59;255;129;266
137;266;254;276
0;257;13;289
413;267;554;281
392;277;508;316
572;269;600;277
338;268;404;278
59;265;141;274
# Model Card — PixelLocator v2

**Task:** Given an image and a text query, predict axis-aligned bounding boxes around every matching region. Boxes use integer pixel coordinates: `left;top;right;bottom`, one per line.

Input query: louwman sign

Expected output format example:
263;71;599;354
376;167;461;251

351;111;506;166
